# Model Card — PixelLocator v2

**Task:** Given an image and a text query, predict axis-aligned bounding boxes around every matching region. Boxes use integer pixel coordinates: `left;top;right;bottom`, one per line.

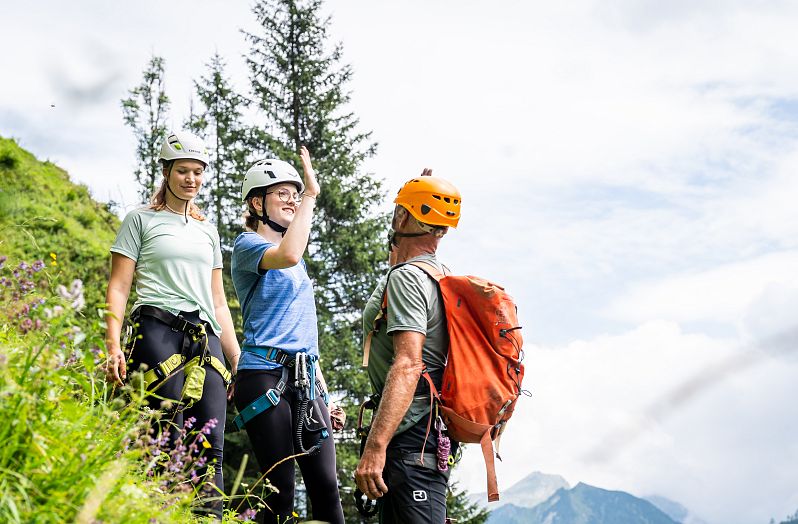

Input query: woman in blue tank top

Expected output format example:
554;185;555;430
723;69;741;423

231;147;345;524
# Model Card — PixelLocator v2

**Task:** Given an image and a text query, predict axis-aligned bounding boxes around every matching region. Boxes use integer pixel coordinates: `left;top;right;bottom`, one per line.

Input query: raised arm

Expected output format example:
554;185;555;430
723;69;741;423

259;146;321;270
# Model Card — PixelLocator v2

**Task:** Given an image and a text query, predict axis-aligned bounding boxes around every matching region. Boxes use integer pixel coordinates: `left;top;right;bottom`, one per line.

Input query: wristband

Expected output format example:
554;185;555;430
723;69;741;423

302;193;317;200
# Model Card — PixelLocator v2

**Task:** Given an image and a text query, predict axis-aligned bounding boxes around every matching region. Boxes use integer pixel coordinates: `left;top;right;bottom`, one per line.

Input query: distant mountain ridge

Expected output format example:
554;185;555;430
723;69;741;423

487;482;679;524
474;471;693;524
470;471;569;511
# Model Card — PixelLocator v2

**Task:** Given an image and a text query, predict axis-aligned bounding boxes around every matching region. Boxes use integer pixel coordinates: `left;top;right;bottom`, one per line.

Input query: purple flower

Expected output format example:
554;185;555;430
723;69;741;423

31;260;45;272
19;318;33;333
201;418;218;435
0;255;6;269
238;508;258;521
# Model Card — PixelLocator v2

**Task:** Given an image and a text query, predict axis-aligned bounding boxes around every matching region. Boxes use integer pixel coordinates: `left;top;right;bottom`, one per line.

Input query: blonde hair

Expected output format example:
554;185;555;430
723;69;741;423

149;161;205;221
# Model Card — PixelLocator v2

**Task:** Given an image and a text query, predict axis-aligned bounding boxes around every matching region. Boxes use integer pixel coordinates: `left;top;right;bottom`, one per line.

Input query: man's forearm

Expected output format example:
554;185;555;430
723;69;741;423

365;352;423;451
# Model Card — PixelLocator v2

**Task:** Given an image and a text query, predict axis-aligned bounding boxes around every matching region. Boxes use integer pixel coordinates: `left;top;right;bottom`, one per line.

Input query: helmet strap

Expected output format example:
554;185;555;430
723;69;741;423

165;166;191;224
388;229;427;249
253;190;288;237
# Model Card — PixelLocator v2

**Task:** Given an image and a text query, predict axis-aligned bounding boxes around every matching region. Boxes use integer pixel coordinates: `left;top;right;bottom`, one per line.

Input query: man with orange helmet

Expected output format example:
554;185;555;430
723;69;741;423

355;170;462;524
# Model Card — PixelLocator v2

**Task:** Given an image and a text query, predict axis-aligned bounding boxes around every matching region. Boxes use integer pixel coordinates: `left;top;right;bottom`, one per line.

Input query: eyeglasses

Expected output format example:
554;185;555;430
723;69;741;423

266;188;302;204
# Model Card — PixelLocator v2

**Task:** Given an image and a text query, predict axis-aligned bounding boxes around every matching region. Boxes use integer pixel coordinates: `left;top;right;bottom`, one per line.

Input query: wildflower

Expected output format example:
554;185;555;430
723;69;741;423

19;318;33;333
49;252;57;266
200;418;218;435
238;508;258;521
57;279;85;311
0;255;6;269
31;259;44;272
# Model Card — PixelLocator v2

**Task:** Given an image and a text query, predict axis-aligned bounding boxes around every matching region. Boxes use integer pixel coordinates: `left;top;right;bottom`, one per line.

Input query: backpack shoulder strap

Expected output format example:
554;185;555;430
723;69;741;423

362;260;447;368
407;260;449;281
362;264;405;368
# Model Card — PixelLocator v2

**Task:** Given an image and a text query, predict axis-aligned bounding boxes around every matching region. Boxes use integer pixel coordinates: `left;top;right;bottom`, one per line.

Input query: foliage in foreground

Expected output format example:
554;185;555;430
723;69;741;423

0;255;263;523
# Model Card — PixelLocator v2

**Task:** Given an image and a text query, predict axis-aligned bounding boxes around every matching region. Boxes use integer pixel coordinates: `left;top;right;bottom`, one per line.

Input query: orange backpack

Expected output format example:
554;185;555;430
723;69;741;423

365;260;526;502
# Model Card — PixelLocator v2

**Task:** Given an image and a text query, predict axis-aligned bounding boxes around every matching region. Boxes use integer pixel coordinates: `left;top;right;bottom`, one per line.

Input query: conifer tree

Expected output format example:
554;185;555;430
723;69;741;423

447;481;490;524
185;53;251;253
121;55;170;203
244;0;388;518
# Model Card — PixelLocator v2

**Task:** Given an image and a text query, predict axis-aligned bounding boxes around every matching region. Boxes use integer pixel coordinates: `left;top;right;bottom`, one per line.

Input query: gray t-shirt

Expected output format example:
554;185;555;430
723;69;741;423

362;254;448;434
110;207;223;334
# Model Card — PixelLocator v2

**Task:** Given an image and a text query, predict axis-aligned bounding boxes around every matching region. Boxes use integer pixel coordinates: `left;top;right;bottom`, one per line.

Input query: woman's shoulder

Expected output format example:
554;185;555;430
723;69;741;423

234;231;273;249
117;206;158;229
123;205;156;218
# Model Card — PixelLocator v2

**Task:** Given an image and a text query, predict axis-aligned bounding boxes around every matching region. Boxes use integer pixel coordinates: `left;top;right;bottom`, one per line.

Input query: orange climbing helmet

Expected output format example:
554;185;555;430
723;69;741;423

394;176;462;228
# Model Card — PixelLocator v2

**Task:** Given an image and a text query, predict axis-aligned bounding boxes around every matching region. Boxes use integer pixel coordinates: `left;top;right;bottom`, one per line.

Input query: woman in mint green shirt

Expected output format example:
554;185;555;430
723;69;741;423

104;131;240;516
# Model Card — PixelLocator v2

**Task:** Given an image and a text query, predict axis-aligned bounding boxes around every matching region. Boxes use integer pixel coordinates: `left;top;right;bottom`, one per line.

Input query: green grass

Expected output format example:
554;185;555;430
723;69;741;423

0;137;271;522
0;137;119;313
0;260;201;523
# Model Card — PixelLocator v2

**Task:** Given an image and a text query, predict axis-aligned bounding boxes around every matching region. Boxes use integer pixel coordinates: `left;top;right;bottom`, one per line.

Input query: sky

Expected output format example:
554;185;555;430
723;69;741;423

2;1;798;522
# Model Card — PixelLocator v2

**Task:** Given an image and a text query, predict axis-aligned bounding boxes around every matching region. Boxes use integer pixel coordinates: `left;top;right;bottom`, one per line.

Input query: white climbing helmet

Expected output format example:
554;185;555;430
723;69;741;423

158;131;210;166
241;159;304;200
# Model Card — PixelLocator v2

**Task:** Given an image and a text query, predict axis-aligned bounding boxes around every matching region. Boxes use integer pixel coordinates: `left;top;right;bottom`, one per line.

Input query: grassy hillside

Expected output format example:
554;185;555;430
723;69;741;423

0;136;119;310
0;137;260;523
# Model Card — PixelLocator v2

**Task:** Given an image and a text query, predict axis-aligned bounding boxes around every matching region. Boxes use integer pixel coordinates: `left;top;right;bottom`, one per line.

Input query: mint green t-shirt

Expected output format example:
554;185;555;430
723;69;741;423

362;254;448;434
111;207;223;335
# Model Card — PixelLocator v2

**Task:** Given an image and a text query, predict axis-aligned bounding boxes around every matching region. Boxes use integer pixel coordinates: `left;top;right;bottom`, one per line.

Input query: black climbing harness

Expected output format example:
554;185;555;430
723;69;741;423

232;346;330;456
130;305;231;409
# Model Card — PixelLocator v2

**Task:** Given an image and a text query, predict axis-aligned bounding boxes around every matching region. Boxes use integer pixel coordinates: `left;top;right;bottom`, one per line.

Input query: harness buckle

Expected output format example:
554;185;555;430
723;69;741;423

266;388;280;406
156;363;169;379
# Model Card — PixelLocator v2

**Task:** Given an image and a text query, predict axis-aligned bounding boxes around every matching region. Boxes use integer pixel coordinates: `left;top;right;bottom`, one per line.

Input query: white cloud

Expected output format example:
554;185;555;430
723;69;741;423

606;251;798;329
453;321;798;524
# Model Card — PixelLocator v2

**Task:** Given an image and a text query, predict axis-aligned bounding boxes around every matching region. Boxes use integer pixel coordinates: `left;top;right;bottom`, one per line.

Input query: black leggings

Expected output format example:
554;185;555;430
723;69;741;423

234;368;344;524
128;309;227;515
